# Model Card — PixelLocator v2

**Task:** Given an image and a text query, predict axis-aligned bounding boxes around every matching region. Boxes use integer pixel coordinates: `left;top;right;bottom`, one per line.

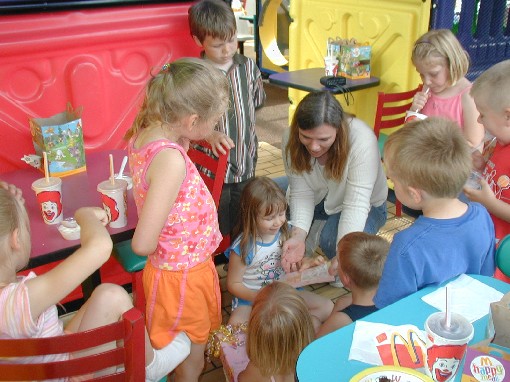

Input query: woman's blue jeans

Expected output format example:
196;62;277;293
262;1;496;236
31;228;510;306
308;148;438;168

314;199;387;259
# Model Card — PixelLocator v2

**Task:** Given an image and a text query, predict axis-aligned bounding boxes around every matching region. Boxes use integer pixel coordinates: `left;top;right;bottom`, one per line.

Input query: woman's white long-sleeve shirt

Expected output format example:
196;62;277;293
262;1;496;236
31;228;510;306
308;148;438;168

282;116;388;244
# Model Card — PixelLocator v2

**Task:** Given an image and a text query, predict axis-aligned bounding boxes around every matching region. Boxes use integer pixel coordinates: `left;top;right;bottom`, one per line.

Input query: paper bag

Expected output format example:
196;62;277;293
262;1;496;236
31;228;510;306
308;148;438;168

490;291;510;348
339;42;371;79
349;321;427;370
29;103;86;177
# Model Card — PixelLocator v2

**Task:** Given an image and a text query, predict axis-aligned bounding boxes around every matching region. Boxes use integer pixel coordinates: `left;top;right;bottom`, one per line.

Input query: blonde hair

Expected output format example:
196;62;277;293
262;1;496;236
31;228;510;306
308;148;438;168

0;188;30;270
233;177;289;263
412;29;470;85
246;282;315;377
471;59;510;112
125;58;229;140
285;91;350;181
384;117;471;198
337;232;389;289
188;0;237;43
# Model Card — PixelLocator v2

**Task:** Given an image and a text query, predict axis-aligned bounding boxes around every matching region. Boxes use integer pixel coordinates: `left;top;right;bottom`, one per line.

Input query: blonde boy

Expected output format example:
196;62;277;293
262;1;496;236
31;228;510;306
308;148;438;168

374;118;495;308
466;59;510;281
188;0;266;237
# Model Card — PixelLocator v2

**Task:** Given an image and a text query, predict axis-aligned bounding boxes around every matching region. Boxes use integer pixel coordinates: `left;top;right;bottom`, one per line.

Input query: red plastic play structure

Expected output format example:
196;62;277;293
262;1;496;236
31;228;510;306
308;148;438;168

0;2;200;174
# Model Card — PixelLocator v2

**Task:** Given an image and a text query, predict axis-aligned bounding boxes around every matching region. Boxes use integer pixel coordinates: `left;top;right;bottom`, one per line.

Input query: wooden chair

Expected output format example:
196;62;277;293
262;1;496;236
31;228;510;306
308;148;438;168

373;86;421;216
114;141;230;311
0;307;145;381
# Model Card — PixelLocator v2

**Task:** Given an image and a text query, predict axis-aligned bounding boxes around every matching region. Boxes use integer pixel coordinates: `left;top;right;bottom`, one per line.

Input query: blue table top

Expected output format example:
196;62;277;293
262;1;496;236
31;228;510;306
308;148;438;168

296;274;510;382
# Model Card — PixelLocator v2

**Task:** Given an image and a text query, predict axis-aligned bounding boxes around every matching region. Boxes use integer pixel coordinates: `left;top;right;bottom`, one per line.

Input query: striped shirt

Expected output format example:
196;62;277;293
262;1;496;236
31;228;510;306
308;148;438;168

201;52;266;183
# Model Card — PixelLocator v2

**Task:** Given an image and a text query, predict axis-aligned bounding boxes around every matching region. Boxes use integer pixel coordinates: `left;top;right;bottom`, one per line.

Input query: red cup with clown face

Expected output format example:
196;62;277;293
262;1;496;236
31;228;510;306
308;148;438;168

424;312;474;382
97;179;128;228
31;177;63;225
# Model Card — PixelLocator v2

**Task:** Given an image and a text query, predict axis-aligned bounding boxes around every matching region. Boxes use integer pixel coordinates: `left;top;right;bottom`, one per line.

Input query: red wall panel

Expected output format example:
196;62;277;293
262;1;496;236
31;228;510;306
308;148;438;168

0;3;201;173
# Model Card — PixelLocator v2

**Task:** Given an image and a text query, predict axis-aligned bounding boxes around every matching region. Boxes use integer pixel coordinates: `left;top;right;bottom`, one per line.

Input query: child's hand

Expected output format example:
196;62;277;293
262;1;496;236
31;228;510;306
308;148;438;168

206;131;234;156
410;88;430;112
328;256;339;276
298;254;326;271
463;178;494;205
0;181;24;205
75;207;110;226
471;150;486;173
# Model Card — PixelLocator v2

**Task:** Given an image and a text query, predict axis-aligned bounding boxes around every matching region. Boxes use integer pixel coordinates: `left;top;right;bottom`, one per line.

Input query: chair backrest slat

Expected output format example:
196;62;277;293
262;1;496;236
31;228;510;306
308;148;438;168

0;307;144;381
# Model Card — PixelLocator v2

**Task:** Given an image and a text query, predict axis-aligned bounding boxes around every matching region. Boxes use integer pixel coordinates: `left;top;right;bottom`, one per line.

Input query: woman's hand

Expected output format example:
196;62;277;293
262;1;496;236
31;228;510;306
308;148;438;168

282;235;306;272
206;131;234;156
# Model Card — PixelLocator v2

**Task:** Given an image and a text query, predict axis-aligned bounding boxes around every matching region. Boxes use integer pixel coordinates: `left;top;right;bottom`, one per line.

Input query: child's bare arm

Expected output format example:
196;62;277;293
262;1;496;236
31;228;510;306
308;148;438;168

26;207;113;320
206;130;234;156
227;253;258;302
462;92;485;148
316;310;353;338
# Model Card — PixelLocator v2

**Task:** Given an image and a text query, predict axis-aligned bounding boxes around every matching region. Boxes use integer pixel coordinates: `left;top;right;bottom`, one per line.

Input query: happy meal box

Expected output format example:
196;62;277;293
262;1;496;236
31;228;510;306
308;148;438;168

29;103;86;177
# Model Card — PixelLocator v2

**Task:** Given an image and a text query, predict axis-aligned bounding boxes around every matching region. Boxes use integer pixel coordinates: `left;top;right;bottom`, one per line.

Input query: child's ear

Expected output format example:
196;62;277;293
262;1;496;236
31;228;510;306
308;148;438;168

407;186;423;204
504;107;510;126
192;35;203;47
9;228;21;251
184;114;200;131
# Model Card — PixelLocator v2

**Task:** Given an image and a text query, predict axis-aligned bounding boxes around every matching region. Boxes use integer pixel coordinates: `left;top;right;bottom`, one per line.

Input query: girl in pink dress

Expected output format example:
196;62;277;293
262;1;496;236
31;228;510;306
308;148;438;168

125;58;229;382
410;29;484;149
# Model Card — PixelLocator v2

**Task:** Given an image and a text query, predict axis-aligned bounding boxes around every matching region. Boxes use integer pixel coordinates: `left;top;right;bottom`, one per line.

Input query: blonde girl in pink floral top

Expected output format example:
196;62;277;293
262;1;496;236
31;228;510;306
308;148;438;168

125;58;229;382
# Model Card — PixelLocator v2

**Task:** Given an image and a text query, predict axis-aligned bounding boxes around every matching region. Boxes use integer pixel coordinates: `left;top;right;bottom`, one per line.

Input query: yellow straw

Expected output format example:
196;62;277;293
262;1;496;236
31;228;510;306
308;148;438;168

43;151;50;183
109;154;115;185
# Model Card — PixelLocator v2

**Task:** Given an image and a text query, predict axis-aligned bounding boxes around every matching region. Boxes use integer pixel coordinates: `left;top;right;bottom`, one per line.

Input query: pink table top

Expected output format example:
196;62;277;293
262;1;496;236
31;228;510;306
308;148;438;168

1;149;138;268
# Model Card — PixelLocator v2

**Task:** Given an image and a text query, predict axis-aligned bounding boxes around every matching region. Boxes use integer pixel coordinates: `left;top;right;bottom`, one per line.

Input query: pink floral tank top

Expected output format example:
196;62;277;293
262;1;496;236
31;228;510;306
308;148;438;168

128;139;222;270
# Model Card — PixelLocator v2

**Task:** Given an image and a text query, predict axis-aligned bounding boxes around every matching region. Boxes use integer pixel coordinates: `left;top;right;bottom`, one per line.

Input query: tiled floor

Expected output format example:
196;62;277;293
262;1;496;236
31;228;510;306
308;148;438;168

197;141;416;382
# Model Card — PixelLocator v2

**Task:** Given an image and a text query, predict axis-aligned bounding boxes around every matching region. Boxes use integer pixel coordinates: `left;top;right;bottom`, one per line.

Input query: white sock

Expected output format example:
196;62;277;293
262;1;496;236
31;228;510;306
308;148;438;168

145;332;191;382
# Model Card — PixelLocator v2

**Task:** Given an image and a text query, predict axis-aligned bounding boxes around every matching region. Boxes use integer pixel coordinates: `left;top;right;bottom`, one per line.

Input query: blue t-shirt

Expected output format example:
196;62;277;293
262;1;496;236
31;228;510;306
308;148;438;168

374;202;495;309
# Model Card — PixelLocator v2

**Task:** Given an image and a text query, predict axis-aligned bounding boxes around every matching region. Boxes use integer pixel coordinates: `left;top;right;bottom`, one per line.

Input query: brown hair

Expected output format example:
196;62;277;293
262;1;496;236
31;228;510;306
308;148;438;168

471;59;510;112
188;0;237;43
337;232;389;289
411;29;470;85
246;282;315;377
233;177;289;263
384;117;471;198
125;58;229;140
0;188;31;271
285;91;350;180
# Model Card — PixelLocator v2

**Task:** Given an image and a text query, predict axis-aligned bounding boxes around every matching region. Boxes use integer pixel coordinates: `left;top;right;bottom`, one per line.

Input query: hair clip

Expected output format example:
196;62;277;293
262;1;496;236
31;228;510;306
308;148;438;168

161;63;171;72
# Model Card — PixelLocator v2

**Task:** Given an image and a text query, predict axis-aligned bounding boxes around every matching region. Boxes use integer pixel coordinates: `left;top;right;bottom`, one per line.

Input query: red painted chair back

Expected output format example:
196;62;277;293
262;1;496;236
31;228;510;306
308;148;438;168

373;85;422;138
373;86;421;217
0;307;145;381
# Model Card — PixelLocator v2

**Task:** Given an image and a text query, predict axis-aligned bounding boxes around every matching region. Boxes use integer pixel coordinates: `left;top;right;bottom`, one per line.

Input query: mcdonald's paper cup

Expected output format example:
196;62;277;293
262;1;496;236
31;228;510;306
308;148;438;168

324;56;339;77
97;179;128;228
405;110;427;123
424;312;473;382
31;177;63;225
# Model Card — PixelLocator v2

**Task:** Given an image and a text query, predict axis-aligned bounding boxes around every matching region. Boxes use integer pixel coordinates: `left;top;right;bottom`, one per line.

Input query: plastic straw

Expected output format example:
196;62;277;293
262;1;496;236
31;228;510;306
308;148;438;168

445;286;451;328
43;151;50;183
109;154;115;185
118;156;128;179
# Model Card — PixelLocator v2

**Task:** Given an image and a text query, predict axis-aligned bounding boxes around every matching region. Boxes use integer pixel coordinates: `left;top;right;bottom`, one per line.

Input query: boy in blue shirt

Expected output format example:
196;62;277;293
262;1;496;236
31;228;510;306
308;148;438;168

374;117;495;309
